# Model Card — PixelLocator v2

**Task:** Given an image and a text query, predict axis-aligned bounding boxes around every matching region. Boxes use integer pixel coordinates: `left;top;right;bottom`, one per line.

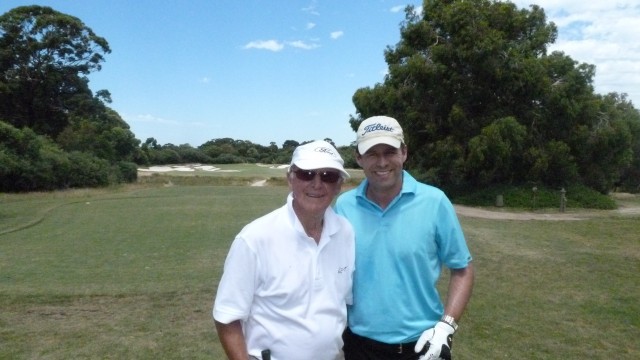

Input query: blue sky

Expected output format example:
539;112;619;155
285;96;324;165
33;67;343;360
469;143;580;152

1;1;638;148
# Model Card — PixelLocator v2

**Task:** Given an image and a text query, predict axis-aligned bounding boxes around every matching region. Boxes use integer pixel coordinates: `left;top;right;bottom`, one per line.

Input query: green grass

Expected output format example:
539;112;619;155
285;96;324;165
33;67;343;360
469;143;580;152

1;179;638;359
453;217;639;358
1;185;289;359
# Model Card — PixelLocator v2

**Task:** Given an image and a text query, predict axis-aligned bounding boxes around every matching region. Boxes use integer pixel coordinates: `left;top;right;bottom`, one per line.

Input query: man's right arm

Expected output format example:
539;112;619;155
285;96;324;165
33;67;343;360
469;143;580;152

215;319;249;360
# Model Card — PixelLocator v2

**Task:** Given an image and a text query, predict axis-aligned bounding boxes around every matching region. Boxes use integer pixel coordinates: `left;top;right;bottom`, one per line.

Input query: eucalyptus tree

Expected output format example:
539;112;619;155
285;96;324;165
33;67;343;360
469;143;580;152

350;0;559;186
349;0;638;192
0;6;143;191
0;5;111;137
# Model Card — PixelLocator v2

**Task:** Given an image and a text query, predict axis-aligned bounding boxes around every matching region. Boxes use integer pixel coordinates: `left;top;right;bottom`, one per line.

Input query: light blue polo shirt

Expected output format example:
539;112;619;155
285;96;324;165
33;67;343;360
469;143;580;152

334;171;472;344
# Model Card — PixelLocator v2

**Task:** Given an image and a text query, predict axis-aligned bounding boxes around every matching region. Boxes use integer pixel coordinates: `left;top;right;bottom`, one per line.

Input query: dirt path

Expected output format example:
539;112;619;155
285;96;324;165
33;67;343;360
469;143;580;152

454;202;640;221
251;179;268;187
454;205;586;221
251;176;640;220
251;176;638;220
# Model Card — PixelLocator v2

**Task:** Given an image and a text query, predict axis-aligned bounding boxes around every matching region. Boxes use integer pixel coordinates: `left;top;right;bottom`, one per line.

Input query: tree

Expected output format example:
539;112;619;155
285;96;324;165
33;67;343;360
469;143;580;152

0;6;145;192
466;117;527;185
352;1;558;182
282;140;299;150
0;5;111;137
572;93;636;192
348;0;639;193
57;108;139;163
610;94;640;191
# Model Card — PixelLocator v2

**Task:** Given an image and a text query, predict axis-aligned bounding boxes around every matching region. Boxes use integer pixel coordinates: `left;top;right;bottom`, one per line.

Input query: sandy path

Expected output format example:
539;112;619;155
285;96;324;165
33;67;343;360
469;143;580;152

257;177;638;220
251;180;268;187
454;203;640;220
454;205;585;221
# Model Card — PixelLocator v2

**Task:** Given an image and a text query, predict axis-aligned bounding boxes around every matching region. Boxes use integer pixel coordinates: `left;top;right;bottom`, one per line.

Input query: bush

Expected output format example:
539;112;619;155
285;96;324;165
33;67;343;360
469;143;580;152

113;161;138;183
447;183;617;210
35;143;73;190
211;153;244;164
66;151;111;187
176;147;214;163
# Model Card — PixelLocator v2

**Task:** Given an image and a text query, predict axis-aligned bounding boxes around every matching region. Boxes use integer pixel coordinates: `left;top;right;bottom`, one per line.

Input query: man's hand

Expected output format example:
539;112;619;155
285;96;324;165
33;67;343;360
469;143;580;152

414;321;455;360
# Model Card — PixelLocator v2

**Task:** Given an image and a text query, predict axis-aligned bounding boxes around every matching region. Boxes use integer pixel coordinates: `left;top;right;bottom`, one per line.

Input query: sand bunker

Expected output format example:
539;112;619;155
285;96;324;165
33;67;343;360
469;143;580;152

138;163;287;174
138;164;225;173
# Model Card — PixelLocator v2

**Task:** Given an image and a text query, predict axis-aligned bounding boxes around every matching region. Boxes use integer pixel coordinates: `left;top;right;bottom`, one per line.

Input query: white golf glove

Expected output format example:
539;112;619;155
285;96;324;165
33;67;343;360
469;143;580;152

414;321;455;360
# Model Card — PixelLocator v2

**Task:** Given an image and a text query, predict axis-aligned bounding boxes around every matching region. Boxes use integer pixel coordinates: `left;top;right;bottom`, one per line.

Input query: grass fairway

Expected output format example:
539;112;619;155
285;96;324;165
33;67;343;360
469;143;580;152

456;216;639;358
1;185;289;359
1;181;639;359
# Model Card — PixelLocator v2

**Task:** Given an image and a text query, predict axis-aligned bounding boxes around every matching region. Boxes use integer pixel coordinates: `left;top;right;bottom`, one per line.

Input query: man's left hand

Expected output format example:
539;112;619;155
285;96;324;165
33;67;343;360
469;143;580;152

415;321;455;360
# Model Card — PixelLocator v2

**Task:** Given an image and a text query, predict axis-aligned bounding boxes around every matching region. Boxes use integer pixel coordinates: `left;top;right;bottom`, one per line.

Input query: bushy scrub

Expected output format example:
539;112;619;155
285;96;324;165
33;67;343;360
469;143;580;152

448;183;617;210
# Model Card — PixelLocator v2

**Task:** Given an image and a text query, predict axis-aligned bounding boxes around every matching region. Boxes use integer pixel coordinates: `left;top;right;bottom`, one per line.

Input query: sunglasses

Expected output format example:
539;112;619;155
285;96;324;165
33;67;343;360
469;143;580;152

292;169;342;184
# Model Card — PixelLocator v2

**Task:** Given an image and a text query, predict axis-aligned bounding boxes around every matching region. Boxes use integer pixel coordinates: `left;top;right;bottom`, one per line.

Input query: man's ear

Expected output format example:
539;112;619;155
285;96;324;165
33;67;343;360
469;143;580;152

355;151;363;168
286;171;294;190
400;144;408;163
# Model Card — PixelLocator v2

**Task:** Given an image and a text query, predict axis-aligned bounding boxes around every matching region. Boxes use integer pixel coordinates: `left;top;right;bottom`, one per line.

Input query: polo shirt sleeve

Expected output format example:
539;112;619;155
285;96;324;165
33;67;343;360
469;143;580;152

213;236;258;324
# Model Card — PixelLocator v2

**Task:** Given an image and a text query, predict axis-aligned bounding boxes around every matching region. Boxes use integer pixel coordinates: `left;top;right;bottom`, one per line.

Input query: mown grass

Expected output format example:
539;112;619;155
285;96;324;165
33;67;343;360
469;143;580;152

1;185;289;359
453;216;639;358
1;174;638;359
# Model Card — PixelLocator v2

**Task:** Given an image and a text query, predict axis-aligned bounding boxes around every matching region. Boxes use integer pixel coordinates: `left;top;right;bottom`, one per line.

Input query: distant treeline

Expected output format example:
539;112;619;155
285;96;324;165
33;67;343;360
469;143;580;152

138;137;357;169
0;119;350;192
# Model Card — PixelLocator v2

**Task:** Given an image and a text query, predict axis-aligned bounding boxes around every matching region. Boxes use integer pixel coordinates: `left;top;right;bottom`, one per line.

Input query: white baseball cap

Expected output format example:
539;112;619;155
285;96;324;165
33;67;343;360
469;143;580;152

356;115;404;154
290;140;350;178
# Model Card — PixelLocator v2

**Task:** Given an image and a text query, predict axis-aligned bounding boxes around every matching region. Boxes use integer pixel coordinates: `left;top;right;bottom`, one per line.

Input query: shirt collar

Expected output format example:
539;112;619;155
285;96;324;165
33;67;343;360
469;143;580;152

286;193;340;243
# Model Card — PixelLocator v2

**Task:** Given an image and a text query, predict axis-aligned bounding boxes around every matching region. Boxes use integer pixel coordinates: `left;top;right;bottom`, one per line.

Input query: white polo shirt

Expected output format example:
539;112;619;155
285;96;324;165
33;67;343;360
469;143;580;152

213;193;355;360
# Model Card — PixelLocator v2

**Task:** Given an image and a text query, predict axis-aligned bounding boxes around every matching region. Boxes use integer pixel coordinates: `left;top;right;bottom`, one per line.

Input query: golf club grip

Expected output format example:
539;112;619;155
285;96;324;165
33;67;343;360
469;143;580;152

261;349;271;360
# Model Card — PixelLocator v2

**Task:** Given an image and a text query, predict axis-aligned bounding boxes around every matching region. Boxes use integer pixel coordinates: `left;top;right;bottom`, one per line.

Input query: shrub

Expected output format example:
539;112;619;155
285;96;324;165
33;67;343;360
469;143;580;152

66;151;111;187
113;161;138;183
448;183;617;210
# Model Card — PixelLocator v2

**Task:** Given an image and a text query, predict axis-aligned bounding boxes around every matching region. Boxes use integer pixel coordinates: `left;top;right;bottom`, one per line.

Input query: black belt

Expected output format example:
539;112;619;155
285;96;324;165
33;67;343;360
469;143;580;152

345;327;422;355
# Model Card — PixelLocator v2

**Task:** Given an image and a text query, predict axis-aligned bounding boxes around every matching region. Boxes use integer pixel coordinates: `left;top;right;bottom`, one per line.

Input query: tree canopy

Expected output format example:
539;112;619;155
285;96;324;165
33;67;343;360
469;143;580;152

349;0;640;193
0;6;141;191
0;6;112;136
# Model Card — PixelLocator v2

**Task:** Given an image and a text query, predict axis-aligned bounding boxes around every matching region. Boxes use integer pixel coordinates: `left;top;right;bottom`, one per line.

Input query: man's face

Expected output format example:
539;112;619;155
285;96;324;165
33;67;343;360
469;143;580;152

288;167;343;215
356;143;407;193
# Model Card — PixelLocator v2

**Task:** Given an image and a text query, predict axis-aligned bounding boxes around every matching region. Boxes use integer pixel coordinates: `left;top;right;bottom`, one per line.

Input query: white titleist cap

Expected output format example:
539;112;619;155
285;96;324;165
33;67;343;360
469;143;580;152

290;140;350;178
356;115;404;154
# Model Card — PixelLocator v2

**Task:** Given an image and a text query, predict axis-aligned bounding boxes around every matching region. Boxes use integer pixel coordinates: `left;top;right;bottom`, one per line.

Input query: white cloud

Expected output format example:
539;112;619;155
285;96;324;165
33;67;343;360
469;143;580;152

511;0;640;105
132;114;179;125
306;22;316;30
243;40;285;52
199;77;210;84
288;40;320;50
330;31;344;40
391;4;423;15
301;1;320;16
243;39;320;51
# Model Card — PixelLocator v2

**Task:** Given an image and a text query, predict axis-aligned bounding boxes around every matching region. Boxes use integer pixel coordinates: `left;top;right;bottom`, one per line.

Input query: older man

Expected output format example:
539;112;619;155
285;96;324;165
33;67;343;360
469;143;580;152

213;140;355;360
